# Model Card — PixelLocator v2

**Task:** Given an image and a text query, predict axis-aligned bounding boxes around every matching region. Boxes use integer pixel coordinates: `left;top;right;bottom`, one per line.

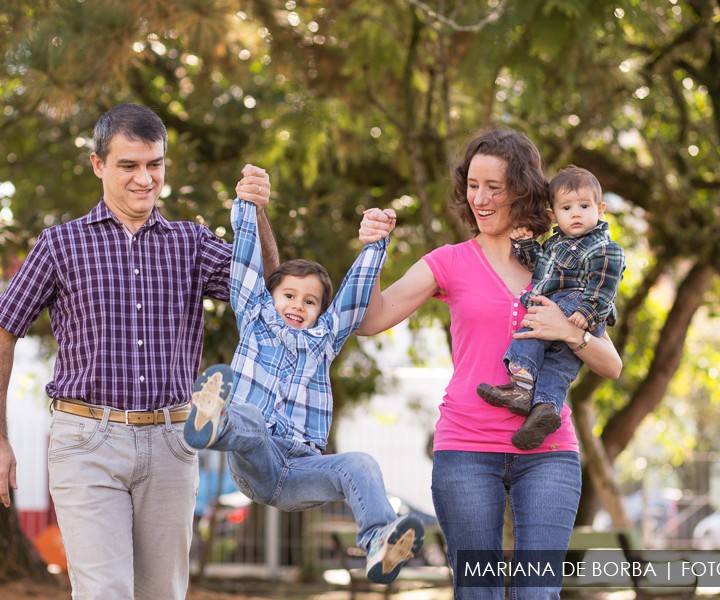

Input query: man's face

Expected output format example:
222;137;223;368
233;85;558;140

90;134;165;232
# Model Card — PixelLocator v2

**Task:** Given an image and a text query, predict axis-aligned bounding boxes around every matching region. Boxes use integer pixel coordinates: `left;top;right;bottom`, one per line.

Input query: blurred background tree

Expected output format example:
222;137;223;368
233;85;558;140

0;0;718;582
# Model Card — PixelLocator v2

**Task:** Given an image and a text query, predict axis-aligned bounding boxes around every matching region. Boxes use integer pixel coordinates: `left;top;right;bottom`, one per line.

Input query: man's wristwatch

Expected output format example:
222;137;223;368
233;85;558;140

571;330;592;352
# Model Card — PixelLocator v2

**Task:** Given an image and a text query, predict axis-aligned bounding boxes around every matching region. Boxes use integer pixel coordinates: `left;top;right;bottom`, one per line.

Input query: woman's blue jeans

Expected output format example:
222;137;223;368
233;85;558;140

432;450;581;599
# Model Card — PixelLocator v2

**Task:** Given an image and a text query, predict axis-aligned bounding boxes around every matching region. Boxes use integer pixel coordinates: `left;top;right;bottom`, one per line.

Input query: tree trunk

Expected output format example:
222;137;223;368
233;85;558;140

0;494;54;584
602;261;717;461
576;261;716;525
572;395;632;529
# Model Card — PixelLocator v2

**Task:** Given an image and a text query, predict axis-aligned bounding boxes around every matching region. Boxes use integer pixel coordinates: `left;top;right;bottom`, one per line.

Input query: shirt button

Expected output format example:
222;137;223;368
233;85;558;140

513;321;517;325
138;340;143;346
545;274;551;279
571;245;577;250
139;376;145;383
134;268;140;275
513;311;518;316
136;304;142;310
513;303;518;307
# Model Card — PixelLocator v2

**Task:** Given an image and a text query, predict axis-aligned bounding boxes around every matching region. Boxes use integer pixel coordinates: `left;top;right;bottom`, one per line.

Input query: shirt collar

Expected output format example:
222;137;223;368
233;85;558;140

87;199;173;232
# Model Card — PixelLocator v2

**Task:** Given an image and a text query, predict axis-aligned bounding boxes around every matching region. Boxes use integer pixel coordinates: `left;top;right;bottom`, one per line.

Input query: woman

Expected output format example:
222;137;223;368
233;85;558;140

357;129;621;599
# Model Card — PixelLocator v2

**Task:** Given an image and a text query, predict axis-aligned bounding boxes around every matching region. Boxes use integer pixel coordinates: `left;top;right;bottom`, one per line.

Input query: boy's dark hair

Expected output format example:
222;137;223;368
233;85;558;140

93;104;168;161
266;260;333;315
450;128;552;236
549;165;603;207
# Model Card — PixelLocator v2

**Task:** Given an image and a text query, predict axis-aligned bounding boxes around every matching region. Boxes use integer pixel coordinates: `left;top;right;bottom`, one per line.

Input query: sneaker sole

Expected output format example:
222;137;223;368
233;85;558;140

367;516;425;585
512;410;562;450
184;364;234;449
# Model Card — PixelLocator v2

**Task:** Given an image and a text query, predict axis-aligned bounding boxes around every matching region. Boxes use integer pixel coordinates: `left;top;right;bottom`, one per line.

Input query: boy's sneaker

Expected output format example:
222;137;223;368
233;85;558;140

366;515;425;584
511;403;562;450
476;380;532;415
184;364;234;449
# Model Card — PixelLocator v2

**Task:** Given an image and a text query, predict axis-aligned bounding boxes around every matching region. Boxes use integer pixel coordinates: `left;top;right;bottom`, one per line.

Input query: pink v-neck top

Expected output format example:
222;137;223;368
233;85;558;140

423;240;579;454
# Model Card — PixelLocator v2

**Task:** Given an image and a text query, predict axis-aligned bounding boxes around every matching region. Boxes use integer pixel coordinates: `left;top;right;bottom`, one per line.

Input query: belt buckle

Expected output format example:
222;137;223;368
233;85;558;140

124;408;147;425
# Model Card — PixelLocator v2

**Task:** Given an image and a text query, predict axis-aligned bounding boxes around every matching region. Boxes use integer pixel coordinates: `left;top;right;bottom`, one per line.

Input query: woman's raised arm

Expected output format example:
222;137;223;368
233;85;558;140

356;259;439;336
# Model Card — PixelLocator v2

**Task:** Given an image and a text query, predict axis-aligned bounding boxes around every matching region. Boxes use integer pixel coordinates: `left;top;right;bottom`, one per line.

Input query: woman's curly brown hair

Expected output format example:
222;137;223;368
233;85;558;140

449;128;552;237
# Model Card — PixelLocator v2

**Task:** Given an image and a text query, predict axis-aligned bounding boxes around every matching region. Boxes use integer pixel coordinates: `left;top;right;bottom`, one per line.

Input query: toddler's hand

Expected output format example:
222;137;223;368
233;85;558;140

510;227;533;241
568;312;588;330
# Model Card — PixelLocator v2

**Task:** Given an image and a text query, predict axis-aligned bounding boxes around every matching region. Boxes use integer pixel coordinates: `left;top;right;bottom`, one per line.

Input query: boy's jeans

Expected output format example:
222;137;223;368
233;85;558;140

504;290;606;413
211;401;398;549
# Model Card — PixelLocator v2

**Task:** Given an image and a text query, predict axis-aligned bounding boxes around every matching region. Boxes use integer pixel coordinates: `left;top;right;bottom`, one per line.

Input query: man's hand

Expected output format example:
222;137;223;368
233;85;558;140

359;208;396;244
0;438;17;508
235;164;270;209
510;227;533;241
568;311;589;330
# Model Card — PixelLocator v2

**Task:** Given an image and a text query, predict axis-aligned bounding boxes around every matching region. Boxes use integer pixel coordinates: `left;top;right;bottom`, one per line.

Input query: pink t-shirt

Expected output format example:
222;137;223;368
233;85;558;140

424;240;579;454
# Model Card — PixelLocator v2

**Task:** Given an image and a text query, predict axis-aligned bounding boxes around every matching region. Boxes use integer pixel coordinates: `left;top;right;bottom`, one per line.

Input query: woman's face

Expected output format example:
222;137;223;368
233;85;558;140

466;154;513;237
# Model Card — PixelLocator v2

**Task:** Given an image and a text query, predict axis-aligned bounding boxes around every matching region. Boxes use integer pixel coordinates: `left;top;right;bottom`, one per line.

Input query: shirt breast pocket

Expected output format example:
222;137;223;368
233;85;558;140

553;244;583;270
257;339;284;372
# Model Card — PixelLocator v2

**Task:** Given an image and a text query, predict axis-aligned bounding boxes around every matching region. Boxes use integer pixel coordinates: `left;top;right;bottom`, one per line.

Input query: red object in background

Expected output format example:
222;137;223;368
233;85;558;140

33;524;68;572
226;506;250;524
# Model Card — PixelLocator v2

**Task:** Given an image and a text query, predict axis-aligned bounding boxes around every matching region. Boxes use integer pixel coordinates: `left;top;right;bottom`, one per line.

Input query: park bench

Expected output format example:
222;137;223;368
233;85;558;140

563;526;698;599
314;520;451;599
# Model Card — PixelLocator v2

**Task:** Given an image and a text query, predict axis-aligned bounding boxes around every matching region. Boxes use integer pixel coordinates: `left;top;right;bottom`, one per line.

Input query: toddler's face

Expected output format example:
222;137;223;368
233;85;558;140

271;274;324;329
552;187;606;237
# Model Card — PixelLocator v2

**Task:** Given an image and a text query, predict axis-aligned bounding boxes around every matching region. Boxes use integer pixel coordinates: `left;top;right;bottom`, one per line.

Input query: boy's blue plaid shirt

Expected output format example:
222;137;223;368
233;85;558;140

512;221;625;329
229;199;388;450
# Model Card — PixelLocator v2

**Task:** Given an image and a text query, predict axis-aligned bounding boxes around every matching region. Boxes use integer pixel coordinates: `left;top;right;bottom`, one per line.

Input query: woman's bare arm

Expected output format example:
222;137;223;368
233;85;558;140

514;295;622;380
356;259;439;336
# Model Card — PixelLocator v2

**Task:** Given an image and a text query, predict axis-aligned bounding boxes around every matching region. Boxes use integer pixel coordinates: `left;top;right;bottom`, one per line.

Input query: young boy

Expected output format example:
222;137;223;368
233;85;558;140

184;169;424;585
476;165;625;450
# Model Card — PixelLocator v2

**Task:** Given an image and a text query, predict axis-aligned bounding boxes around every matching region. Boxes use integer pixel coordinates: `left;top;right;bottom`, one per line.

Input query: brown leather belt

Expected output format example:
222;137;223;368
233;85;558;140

53;399;190;426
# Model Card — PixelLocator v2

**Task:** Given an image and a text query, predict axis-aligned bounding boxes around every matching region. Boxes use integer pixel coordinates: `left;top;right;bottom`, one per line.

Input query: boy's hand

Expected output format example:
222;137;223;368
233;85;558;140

568;311;588;329
235;164;270;209
510;227;533;241
359;208;396;244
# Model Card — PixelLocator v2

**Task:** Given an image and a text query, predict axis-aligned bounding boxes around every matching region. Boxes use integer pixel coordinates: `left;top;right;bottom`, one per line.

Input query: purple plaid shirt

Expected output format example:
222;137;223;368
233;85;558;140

0;200;231;410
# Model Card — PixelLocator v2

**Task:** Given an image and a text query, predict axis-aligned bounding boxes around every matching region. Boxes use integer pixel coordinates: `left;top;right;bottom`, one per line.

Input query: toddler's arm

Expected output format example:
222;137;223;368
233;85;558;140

511;231;543;271
573;242;626;329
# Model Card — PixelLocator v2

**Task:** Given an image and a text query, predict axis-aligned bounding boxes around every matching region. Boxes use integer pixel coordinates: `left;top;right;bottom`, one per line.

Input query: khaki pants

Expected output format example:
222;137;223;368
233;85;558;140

48;407;198;600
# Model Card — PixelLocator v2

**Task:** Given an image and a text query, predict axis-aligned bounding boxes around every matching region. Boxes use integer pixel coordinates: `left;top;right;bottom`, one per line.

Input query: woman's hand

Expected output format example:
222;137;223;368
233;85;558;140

514;295;622;380
359;208;396;244
513;295;580;344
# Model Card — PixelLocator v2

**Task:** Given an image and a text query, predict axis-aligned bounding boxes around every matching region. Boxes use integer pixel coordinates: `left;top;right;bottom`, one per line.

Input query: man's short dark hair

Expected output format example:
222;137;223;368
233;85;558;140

93;104;168;161
266;260;333;315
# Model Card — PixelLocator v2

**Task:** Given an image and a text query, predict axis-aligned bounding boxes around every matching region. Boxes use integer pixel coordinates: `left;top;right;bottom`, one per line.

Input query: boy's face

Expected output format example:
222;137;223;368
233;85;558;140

271;274;325;329
552;187;606;237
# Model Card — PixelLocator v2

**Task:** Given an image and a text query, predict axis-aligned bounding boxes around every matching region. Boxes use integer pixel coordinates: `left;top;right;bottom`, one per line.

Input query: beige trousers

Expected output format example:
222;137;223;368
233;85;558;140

48;406;198;600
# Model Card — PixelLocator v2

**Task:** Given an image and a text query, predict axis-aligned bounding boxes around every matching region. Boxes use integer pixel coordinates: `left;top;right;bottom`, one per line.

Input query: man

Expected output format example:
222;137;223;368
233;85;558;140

0;103;279;599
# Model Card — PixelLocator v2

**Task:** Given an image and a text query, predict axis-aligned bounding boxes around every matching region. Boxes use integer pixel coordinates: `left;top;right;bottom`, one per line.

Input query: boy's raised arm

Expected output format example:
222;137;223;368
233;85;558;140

235;164;279;279
230;165;272;313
